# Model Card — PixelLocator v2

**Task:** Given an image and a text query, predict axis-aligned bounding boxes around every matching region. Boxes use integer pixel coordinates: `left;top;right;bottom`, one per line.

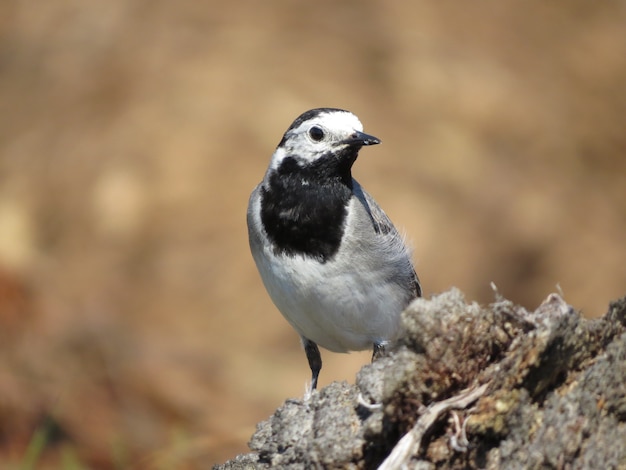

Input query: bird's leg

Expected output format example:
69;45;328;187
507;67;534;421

372;341;386;362
302;337;322;391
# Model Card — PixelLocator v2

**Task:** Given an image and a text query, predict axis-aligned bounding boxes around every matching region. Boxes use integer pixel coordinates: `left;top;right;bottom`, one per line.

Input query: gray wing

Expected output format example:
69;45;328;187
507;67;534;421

352;180;422;299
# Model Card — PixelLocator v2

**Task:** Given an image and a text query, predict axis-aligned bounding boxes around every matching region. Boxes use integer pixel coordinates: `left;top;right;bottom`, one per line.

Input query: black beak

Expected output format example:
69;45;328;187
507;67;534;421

344;130;381;146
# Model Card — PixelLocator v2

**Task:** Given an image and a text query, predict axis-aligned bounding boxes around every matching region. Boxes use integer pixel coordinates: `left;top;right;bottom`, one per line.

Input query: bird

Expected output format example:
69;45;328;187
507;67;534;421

247;108;421;391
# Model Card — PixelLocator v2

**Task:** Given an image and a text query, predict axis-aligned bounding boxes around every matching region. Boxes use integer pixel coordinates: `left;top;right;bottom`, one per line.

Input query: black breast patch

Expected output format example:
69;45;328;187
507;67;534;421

260;157;353;263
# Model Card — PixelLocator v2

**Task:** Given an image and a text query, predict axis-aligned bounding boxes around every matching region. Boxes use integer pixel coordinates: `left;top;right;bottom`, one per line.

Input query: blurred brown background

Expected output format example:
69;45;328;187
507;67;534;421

1;1;625;468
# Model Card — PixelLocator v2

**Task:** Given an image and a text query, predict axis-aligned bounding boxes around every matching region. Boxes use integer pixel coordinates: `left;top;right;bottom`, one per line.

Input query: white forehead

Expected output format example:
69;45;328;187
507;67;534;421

298;110;364;134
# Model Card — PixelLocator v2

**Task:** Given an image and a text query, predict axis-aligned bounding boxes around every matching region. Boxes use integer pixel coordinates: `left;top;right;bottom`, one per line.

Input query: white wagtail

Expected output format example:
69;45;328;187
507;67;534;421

247;108;421;391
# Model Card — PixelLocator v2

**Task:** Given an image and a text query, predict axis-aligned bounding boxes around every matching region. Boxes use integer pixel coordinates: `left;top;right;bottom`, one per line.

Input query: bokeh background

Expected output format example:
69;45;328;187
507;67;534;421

1;1;625;468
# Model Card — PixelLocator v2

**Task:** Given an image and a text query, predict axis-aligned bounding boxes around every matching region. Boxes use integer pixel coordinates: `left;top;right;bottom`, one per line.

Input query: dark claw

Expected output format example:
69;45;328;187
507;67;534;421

372;342;386;362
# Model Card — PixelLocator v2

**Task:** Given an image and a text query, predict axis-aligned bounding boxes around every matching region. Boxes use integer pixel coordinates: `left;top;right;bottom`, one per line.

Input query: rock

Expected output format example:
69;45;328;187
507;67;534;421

215;289;626;469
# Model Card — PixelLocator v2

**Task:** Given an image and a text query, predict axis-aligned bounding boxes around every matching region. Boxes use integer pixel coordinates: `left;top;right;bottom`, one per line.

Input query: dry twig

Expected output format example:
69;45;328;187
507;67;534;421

379;383;488;470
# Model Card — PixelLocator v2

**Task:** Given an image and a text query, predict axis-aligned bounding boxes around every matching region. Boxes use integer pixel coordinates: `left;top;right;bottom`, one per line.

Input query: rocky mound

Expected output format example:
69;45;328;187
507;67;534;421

216;289;626;469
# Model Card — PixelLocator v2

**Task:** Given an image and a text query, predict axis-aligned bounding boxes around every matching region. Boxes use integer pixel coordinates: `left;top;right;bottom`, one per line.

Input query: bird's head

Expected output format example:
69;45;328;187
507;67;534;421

267;108;380;176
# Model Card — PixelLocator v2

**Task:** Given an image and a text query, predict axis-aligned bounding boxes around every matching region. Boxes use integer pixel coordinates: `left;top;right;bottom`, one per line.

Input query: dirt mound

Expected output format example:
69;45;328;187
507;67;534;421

217;290;626;469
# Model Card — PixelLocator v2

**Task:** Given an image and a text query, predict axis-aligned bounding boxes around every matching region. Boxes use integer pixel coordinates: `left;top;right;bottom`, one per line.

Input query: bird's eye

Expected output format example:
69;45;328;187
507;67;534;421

308;126;325;142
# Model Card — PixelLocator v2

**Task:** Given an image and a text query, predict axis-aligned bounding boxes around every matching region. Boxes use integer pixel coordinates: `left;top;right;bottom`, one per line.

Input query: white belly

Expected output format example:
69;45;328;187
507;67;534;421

255;253;406;352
